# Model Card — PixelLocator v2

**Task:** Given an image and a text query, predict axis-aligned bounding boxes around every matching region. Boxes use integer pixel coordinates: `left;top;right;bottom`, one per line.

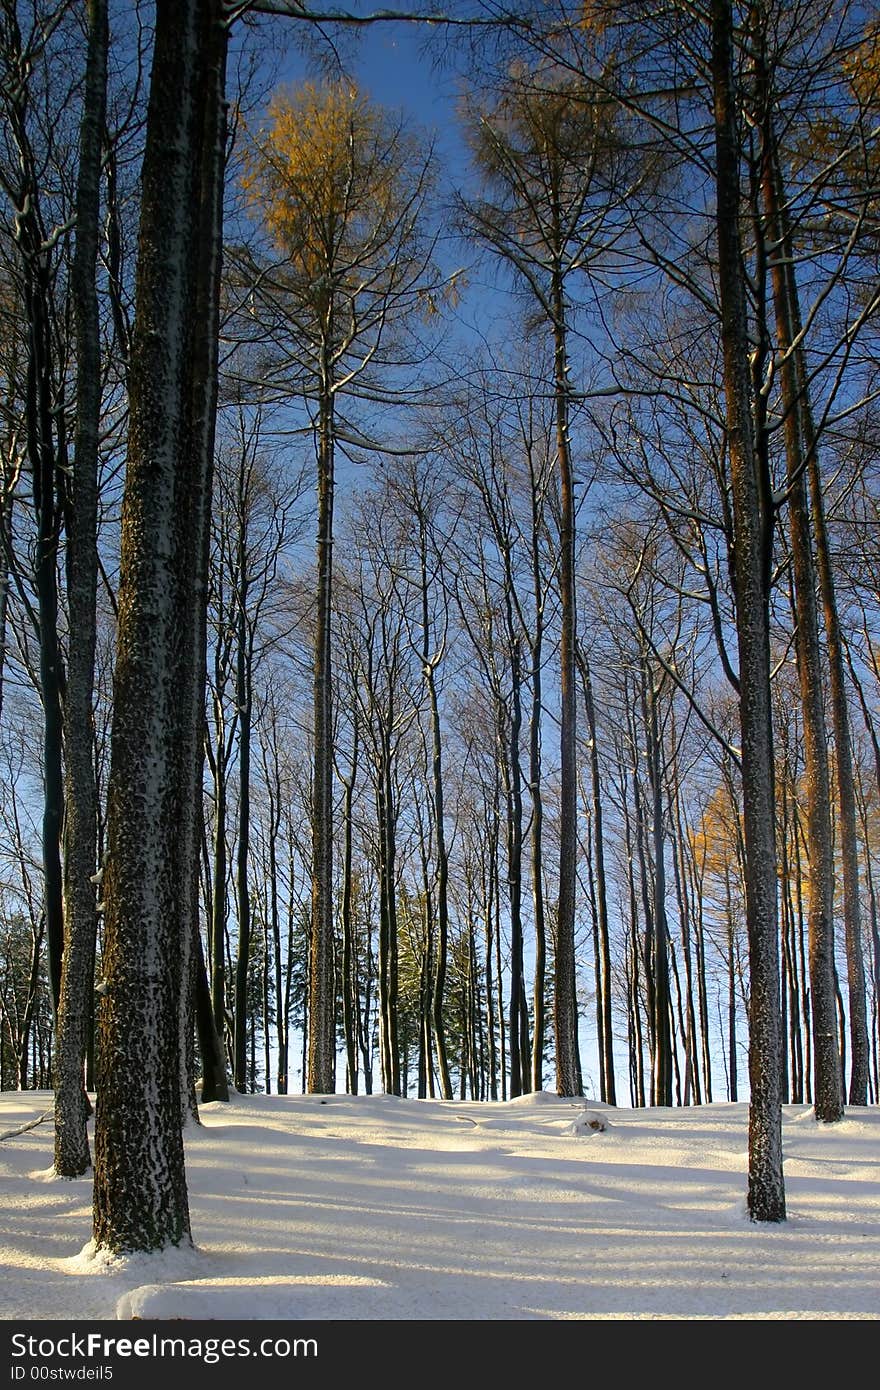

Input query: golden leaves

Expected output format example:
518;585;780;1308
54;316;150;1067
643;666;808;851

241;80;398;273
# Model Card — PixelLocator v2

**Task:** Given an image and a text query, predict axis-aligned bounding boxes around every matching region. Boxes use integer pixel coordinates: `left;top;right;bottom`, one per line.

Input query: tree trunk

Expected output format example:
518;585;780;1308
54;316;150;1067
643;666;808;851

93;0;223;1254
174;0;229;1124
341;732;358;1094
711;0;785;1221
645;662;672;1105
54;0;107;1178
759;107;869;1105
233;607;252;1093
210;724;228;1051
578;649;616;1104
4;6;67;1020
195;928;228;1103
503;673;529;1097
552;260;582;1099
308;368;336;1093
757;75;842;1124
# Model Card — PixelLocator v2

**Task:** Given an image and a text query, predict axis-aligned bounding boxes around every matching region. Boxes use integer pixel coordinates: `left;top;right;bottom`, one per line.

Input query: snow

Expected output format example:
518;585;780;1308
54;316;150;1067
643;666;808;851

0;1090;878;1321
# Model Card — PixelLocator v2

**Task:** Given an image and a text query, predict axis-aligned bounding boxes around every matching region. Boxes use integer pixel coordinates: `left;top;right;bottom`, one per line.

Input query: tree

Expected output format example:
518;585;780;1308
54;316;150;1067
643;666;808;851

92;0;226;1254
711;0;785;1219
53;0;106;1180
239;79;436;1093
0;0;75;1026
462;69;633;1096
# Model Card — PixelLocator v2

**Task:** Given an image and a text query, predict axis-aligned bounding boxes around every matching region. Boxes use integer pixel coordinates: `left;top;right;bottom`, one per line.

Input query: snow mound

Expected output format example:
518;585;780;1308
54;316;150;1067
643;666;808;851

569;1110;611;1136
118;1276;392;1322
504;1090;601;1110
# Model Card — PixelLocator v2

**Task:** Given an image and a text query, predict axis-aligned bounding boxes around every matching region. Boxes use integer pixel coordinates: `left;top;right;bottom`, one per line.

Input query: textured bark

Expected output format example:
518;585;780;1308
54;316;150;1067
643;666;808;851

54;0;107;1179
93;0;223;1253
712;0;785;1221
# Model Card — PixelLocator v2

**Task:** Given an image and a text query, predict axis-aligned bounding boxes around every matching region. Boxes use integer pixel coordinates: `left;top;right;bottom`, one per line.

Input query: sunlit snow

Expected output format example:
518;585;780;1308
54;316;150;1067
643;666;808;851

1;1091;877;1320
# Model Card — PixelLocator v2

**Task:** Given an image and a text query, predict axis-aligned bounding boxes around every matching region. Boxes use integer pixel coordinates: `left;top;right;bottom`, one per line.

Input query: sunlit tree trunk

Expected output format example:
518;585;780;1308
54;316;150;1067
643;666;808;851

93;0;224;1253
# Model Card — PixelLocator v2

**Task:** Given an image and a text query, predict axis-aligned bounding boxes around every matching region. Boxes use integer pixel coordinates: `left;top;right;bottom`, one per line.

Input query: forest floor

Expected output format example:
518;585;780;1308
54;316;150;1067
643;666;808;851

1;1089;878;1321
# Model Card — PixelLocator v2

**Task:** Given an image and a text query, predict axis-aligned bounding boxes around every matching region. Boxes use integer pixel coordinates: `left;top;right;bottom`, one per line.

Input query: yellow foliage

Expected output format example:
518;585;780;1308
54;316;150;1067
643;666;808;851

691;783;743;887
846;22;880;110
242;80;409;289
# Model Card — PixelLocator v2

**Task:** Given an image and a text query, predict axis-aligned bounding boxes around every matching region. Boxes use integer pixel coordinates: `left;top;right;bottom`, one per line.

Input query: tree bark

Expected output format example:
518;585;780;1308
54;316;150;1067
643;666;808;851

756;50;843;1124
711;0;785;1221
552;259;582;1099
308;367;336;1093
93;0;224;1253
54;0;107;1179
578;649;616;1105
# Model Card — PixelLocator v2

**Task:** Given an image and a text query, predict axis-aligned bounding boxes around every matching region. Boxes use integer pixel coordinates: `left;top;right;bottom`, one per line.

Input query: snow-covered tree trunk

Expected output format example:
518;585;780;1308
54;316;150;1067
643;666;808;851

93;0;224;1253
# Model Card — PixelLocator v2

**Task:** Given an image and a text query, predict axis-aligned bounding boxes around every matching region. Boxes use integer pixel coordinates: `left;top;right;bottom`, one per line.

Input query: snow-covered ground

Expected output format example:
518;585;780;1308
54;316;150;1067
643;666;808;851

1;1089;878;1321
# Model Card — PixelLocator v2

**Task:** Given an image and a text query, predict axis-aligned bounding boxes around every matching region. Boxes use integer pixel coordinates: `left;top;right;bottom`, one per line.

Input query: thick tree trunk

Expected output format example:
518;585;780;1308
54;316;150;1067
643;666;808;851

93;0;223;1254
